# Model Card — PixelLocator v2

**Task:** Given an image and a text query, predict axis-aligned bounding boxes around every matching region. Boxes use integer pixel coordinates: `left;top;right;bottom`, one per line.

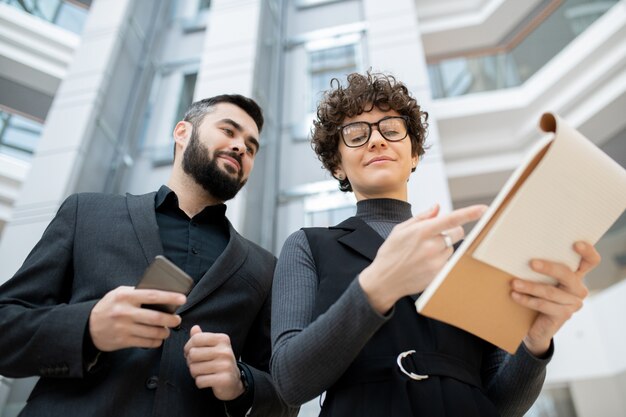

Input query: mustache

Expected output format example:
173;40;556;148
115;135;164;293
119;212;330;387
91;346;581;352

214;150;243;171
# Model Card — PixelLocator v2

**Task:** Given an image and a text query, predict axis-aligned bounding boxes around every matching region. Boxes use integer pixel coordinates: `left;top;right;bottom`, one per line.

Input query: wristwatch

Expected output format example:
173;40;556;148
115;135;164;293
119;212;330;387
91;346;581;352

237;362;250;394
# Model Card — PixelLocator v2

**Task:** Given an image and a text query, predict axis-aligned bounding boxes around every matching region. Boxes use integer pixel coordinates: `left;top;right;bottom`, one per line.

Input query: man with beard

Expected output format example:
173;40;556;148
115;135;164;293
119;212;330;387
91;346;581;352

0;95;296;417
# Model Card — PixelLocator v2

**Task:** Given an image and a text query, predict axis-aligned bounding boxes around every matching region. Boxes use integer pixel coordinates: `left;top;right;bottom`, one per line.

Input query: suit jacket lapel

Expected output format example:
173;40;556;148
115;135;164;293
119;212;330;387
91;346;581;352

179;220;248;313
127;192;163;265
333;217;384;262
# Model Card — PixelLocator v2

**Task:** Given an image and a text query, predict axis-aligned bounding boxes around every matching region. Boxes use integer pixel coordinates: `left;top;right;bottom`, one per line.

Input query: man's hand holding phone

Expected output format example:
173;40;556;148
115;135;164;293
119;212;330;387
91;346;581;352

89;286;186;351
89;256;193;352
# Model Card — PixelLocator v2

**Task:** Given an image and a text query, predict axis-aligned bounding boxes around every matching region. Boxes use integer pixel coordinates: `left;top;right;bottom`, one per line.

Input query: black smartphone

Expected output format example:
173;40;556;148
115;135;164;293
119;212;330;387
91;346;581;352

135;255;194;313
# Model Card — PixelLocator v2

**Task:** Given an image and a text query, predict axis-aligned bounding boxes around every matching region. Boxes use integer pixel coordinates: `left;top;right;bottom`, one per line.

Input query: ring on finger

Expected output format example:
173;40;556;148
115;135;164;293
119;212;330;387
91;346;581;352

440;231;453;249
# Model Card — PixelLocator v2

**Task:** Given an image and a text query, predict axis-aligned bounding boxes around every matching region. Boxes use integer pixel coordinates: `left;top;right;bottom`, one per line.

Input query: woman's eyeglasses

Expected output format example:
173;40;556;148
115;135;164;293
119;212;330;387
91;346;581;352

338;116;409;148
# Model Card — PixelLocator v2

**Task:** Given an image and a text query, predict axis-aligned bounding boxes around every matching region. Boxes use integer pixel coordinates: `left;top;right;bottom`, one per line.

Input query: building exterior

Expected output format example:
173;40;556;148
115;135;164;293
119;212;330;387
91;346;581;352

0;0;624;416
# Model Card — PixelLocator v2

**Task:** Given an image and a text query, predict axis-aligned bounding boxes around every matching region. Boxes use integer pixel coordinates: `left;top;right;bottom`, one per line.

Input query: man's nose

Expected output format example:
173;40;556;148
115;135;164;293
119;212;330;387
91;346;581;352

230;137;246;155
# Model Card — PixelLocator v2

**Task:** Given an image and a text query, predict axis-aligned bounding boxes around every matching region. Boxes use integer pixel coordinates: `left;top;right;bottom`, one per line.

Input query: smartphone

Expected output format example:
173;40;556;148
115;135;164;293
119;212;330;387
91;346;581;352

135;255;194;313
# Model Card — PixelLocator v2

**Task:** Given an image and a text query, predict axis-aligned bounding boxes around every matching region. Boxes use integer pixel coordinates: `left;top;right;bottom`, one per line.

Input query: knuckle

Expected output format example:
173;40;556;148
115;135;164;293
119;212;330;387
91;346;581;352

216;333;231;345
574;299;584;311
580;286;589;298
187;347;199;361
110;304;127;318
422;240;439;255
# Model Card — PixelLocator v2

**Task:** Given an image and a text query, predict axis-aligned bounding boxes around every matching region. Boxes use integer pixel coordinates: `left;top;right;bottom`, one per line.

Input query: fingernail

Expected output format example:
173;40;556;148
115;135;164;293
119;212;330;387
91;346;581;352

531;260;543;270
575;242;586;250
512;280;525;290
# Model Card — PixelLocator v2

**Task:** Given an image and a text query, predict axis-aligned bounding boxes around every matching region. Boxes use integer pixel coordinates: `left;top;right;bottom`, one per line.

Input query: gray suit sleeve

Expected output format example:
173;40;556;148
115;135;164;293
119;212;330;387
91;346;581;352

270;230;390;406
0;194;96;379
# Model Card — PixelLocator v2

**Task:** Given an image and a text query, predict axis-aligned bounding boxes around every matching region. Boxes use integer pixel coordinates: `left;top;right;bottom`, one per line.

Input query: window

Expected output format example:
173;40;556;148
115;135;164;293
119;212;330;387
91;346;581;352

197;0;211;11
152;72;197;167
304;190;356;227
308;43;359;112
525;385;577;417
296;0;346;9
5;0;88;34
174;72;198;127
0;109;43;160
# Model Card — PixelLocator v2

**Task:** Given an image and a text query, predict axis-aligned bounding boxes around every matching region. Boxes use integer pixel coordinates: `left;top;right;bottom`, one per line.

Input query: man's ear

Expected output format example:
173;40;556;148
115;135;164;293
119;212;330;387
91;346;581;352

173;121;191;150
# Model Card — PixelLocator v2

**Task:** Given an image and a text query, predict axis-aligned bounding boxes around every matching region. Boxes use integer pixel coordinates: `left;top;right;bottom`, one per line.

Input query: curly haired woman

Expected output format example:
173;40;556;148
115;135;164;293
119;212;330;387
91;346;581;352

270;72;599;417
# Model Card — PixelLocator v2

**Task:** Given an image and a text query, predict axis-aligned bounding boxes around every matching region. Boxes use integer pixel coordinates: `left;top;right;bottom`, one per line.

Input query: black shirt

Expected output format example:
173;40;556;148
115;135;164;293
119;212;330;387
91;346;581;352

155;185;229;282
153;186;254;414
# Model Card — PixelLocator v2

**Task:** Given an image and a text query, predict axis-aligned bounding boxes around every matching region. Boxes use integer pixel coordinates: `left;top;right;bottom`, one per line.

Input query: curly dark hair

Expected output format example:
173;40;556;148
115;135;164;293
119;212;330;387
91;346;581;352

311;71;429;192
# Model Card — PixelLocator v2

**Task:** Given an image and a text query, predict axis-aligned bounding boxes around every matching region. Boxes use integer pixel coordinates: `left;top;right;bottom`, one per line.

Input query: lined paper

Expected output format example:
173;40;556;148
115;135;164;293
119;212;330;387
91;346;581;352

472;115;626;283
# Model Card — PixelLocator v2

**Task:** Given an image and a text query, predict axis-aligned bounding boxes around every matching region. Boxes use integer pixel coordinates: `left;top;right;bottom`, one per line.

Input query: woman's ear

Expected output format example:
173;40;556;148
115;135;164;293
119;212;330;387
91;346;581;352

333;168;346;181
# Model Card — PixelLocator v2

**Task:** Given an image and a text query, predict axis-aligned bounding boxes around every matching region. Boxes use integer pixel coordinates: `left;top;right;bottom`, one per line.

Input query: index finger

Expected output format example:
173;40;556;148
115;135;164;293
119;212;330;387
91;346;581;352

184;332;230;356
132;289;187;307
417;205;487;235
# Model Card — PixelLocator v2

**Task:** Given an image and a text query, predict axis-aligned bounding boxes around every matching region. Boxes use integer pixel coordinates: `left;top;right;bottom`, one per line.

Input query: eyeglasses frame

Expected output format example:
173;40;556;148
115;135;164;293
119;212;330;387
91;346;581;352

338;115;410;148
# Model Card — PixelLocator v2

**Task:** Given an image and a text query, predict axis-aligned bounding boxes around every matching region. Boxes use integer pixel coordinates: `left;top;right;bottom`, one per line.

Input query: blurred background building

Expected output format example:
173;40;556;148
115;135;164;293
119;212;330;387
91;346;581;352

0;0;624;415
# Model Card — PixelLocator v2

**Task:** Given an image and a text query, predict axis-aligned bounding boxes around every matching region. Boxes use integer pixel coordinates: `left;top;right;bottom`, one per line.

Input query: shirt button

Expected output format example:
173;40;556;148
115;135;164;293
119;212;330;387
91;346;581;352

145;376;159;390
191;248;198;255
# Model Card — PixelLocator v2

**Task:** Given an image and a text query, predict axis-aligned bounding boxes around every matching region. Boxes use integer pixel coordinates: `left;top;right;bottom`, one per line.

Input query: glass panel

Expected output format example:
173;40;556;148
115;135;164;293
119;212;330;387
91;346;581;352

296;0;345;9
0;110;43;159
306;205;356;228
525;385;577;417
54;1;88;33
2;0;88;34
428;0;619;98
175;73;198;126
309;44;357;111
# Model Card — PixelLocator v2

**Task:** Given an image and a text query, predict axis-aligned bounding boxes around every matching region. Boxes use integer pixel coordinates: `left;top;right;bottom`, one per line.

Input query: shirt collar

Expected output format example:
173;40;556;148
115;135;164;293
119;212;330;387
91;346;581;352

155;185;227;220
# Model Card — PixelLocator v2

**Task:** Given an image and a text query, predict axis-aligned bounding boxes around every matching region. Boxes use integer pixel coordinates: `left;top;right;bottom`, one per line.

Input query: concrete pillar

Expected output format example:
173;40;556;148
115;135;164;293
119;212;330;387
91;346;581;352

0;0;166;413
0;0;136;280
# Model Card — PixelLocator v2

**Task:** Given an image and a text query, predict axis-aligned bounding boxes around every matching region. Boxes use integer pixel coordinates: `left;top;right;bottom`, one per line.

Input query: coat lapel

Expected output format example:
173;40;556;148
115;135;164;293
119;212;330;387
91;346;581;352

178;220;248;313
333;217;384;262
126;192;163;265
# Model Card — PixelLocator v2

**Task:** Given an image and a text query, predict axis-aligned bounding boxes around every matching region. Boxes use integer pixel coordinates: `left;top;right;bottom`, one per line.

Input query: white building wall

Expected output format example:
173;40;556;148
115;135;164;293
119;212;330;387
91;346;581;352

0;1;624;416
0;0;137;281
195;0;261;231
363;0;452;214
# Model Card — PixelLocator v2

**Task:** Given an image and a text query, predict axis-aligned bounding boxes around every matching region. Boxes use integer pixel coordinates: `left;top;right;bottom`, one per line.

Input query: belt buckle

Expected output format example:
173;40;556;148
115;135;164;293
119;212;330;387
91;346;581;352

396;350;429;381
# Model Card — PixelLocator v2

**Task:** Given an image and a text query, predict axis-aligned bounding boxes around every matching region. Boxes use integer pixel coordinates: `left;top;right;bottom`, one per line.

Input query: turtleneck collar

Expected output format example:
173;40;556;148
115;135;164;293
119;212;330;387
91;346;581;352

355;198;412;224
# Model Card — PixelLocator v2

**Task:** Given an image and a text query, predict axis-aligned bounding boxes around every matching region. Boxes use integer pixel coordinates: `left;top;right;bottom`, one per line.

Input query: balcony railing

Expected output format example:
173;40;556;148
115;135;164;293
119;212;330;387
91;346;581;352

428;0;619;99
2;0;88;34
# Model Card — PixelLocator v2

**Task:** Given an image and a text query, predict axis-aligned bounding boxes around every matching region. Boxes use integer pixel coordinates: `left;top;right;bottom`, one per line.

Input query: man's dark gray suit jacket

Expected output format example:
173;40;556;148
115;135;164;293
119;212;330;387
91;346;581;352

0;192;293;417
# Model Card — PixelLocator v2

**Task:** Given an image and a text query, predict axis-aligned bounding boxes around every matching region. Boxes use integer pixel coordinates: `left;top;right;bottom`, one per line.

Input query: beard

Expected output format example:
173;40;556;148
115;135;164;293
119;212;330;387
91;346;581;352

182;129;247;202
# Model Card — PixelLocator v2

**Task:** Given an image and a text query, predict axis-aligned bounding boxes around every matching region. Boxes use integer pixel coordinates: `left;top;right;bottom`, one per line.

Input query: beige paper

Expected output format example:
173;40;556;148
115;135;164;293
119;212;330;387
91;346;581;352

473;114;626;283
415;113;626;353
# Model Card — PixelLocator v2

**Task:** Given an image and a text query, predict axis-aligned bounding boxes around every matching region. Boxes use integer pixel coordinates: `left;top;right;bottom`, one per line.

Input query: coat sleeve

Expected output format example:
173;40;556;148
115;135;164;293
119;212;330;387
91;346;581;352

0;194;97;379
224;250;298;417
